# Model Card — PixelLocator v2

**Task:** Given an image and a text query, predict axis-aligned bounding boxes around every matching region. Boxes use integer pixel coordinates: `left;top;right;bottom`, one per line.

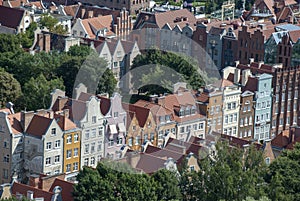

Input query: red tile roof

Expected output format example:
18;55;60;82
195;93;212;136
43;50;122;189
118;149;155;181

195;92;209;103
0;6;25;29
81;15;114;38
26;115;53;137
55;114;77;131
271;130;290;148
122;103;151;127
289;30;300;43
12;182;54;201
63;4;80;17
145;144;185;164
49;178;74;201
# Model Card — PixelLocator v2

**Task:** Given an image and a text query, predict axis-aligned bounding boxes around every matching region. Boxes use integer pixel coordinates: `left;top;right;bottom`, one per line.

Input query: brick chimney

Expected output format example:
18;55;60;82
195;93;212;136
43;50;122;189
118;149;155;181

21;111;35;131
44;34;51;53
88;10;93;18
241;69;251;86
29;174;40;188
234;68;240;85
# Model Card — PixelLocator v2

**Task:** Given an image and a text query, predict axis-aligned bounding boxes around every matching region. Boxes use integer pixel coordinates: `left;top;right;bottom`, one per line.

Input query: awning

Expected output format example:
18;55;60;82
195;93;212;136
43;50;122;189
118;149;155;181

109;124;118;134
118;123;126;133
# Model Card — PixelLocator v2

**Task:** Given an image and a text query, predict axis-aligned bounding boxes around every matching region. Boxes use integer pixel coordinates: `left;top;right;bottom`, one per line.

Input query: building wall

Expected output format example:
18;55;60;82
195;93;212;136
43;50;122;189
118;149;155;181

111;40;125;82
104;93;127;160
222;85;241;137
206;91;223;134
206;30;226;71
272;67;300;137
63;129;81;174
78;97;105;169
71;19;87;38
253;74;273;141
126;115;141;151
239;93;254;139
43;121;64;175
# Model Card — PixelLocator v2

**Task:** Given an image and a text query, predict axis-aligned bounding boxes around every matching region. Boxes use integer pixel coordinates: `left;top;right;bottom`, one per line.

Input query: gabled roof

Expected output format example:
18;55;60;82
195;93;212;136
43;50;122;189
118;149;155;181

97;95;111;116
145;144;185;164
209;26;225;35
135;153;170;174
55;114;77;131
80;15;114;38
12;182;54;201
75;5;121;22
289;30;300;43
63;4;80;17
26;115;53;137
195;92;209;103
122;103;151;128
64;99;87;122
0;6;25;29
7;112;22;134
165;138;203;157
49;178;74;201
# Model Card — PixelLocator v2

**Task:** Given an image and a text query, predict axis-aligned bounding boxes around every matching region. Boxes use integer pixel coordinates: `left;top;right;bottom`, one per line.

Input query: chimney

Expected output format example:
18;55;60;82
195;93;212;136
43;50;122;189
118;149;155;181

157;96;165;106
29;174;40;188
149;95;158;103
48;110;54;119
249;58;254;64
235;60;240;67
36;109;47;117
5;102;14;114
241;69;251;86
44;34;51;53
50;89;66;110
88;10;93;18
234;68;240;84
21;111;35;131
27;191;34;200
75;83;87;100
63;109;69;118
258;61;264;68
81;8;86;19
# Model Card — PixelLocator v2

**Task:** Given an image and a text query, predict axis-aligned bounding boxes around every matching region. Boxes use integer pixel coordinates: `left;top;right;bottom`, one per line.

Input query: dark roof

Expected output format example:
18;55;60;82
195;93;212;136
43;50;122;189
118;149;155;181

12;182;54;201
0;6;24;29
97;95;111;116
26;115;53;137
49;178;74;201
135;153;168;174
122;103;150;127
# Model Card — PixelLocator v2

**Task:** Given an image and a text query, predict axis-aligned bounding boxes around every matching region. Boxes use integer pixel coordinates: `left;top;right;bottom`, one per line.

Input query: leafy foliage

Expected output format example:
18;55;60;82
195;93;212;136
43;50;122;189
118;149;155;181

39;14;67;35
131;49;206;94
0;68;22;108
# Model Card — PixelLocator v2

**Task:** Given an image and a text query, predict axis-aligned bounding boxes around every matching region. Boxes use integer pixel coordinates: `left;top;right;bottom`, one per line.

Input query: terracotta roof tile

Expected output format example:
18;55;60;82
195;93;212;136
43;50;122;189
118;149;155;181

55;114;77;131
0;6;24;29
49;178;74;201
26;115;53;137
75;5;121;21
81;15;114;38
271;130;290;148
195;92;209;103
145;144;185;164
123;103;150;127
289;30;300;43
63;4;80;17
243;77;258;92
12;182;54;201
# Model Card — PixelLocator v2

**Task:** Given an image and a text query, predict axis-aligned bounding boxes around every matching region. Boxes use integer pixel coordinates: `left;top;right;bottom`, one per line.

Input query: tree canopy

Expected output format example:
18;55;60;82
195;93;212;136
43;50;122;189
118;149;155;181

131;49;207;94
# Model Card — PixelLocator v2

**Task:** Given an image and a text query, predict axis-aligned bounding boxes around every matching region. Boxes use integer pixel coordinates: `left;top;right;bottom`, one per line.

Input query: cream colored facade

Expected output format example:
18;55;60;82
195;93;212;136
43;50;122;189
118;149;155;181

222;85;241;137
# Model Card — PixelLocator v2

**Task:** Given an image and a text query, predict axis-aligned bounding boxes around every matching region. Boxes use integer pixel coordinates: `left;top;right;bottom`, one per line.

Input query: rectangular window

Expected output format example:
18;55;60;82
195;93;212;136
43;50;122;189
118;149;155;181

67;150;72;158
84;158;89;166
85;130;90;140
199;123;204;130
150;133;155;141
51;128;56;135
128;137;133;146
74;133;79;142
74;148;78;157
91;157;95;165
108;139;114;147
233;114;237;122
225;115;228;124
73;162;78;171
180;127;184;133
55;155;60;163
229;115;233;123
85;144;89;154
114;112;118;117
66;164;71;172
67;134;72;144
91;129;96;138
99;127;103;137
91;143;95;153
46;157;51;165
92;116;97;124
117;137;123;145
46;142;52;150
97;141;102;151
55;140;60;148
193;124;198;130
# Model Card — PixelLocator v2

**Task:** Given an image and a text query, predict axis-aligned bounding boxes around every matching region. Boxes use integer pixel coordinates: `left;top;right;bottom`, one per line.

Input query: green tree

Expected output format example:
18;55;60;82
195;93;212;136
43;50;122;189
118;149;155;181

131;49;206;94
152;169;182;200
21;74;65;111
19;22;38;48
266;143;300;201
0;68;22;108
97;68;117;96
180;141;268;201
0;34;22;53
39;14;67;35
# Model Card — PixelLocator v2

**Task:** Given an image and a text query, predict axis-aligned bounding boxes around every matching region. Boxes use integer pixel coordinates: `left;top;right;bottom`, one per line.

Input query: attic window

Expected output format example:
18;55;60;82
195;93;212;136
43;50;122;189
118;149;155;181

51;128;56;135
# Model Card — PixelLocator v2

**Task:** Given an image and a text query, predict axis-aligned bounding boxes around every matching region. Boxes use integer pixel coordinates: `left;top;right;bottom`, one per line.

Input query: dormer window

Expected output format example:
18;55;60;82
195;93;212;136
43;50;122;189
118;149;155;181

166;115;170;122
185;107;191;115
179;108;184;116
191;106;196;114
159;116;165;123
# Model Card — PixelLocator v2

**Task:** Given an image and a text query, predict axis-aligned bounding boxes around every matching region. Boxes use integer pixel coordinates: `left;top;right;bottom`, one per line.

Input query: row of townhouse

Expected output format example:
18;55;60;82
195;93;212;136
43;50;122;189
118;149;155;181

196;58;300;142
